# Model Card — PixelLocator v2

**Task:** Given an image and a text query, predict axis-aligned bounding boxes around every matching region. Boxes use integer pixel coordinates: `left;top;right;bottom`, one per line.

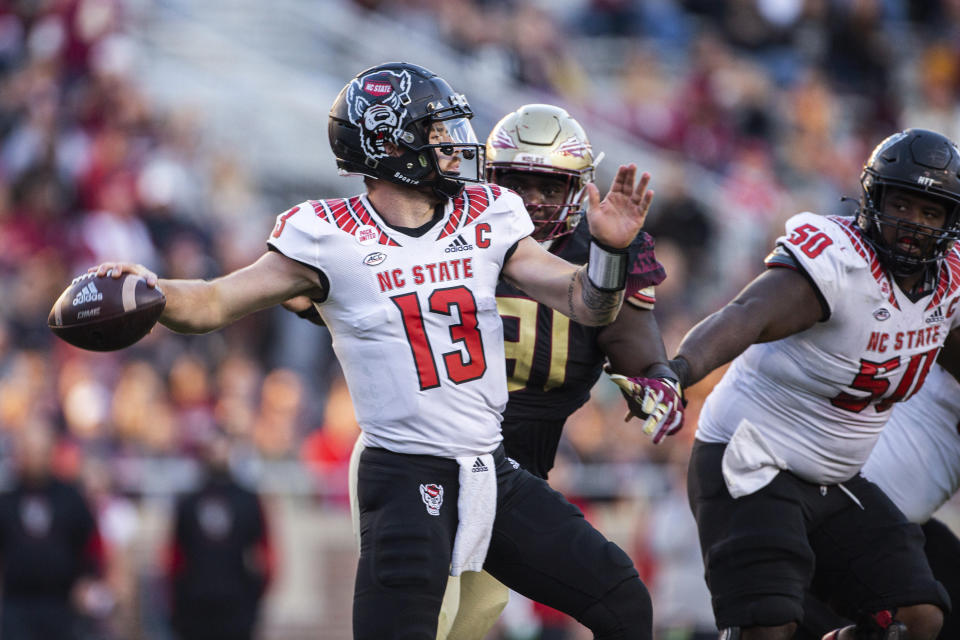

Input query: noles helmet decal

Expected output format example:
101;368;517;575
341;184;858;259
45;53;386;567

346;69;413;160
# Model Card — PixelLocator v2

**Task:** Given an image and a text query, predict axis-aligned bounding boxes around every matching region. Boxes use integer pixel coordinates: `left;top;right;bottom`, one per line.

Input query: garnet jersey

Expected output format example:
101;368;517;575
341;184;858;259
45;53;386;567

697;212;960;484
862;363;960;523
267;185;533;458
496;218;664;476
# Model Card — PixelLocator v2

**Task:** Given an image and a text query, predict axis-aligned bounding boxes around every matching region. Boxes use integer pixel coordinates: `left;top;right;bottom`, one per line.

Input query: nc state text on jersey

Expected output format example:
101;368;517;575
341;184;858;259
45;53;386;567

376;258;474;292
866;326;944;353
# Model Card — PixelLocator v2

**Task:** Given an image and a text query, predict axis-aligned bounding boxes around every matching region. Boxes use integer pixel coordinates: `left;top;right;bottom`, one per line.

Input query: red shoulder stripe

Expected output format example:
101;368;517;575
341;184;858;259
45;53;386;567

309;200;328;222
437;193;467;240
324;198;358;234
947;249;960;297
831;217;899;309
928;248;960;310
437;185;502;240
461;185;489;226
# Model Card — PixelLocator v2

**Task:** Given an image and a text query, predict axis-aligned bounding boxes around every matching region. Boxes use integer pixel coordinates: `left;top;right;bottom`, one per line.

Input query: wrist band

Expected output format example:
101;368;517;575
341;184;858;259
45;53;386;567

644;362;679;382
668;356;692;389
587;237;628;291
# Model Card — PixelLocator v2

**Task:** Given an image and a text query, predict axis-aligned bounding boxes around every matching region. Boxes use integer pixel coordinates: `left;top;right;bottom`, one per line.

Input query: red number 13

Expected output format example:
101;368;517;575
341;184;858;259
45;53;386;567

392;286;487;390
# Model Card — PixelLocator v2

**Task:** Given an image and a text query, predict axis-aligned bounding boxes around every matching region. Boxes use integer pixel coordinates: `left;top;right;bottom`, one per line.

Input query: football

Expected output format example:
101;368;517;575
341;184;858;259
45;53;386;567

48;272;166;351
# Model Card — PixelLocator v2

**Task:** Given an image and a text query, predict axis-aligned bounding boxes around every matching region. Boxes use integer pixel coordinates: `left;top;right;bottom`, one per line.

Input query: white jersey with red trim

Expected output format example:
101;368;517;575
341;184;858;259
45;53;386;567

267;185;533;458
697;212;960;484
862;363;960;523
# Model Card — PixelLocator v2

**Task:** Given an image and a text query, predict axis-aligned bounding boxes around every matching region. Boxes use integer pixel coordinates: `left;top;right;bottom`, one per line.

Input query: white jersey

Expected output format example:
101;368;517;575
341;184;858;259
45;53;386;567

267;185;533;458
698;212;960;484
862;363;960;523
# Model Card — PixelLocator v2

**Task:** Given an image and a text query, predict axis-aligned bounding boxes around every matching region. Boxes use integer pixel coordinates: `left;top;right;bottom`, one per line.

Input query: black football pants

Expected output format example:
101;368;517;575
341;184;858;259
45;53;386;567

353;445;652;640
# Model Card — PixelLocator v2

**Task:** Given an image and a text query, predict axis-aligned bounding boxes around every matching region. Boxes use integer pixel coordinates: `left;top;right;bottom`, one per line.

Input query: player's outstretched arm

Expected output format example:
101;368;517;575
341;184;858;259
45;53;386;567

671;267;823;388
502;237;624;326
599;306;669;377
501;165;653;326
89;252;325;334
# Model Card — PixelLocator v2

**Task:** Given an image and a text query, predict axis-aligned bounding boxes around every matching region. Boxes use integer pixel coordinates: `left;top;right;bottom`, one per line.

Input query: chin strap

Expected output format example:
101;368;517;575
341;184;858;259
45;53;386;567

432;176;464;200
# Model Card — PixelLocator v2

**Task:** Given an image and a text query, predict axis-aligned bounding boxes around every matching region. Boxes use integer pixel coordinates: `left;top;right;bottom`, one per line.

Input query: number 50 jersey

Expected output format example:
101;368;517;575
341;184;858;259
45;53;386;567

267;185;533;459
697;212;960;484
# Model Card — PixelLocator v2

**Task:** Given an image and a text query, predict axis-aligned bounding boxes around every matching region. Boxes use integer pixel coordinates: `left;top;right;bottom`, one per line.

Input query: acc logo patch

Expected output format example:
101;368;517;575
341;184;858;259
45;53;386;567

363;251;387;266
355;225;378;246
873;308;890;321
420;483;443;516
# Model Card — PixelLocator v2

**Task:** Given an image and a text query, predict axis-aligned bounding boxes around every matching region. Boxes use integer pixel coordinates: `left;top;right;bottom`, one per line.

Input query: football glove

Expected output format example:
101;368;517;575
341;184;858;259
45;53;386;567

607;373;685;444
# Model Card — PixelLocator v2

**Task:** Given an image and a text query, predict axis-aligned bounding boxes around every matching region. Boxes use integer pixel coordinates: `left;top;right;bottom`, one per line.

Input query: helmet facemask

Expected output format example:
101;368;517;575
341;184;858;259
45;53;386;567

412;116;485;199
858;178;960;277
487;167;585;242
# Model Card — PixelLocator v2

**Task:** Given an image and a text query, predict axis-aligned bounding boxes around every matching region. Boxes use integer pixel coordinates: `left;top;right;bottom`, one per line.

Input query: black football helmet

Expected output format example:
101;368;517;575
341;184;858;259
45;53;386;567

328;62;485;199
857;128;960;275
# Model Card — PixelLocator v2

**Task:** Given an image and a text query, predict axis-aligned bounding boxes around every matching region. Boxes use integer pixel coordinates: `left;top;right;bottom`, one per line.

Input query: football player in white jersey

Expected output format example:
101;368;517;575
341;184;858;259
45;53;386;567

286;102;684;640
656;129;960;640
802;362;960;640
87;63;658;640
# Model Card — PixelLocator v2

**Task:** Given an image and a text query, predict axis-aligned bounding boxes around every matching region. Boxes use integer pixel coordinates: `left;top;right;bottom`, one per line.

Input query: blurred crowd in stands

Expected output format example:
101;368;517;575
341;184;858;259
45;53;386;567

2;0;960;638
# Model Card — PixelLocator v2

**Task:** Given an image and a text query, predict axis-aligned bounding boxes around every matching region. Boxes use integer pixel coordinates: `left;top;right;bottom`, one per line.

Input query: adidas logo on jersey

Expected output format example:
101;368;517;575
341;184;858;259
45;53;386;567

471;457;489;473
926;307;946;324
445;235;473;253
72;282;103;306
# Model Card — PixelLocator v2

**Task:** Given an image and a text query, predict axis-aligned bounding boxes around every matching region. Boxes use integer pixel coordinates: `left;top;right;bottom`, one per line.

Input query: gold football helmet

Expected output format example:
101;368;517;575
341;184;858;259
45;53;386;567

486;104;602;241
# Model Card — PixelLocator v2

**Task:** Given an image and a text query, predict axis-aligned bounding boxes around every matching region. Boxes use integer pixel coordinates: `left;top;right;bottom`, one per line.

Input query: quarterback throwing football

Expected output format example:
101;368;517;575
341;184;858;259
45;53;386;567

89;63;657;640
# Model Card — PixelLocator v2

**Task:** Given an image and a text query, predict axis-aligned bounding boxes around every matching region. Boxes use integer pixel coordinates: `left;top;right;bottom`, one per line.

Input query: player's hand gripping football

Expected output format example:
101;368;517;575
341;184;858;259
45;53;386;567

606;370;685;444
88;262;159;287
585;165;653;249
